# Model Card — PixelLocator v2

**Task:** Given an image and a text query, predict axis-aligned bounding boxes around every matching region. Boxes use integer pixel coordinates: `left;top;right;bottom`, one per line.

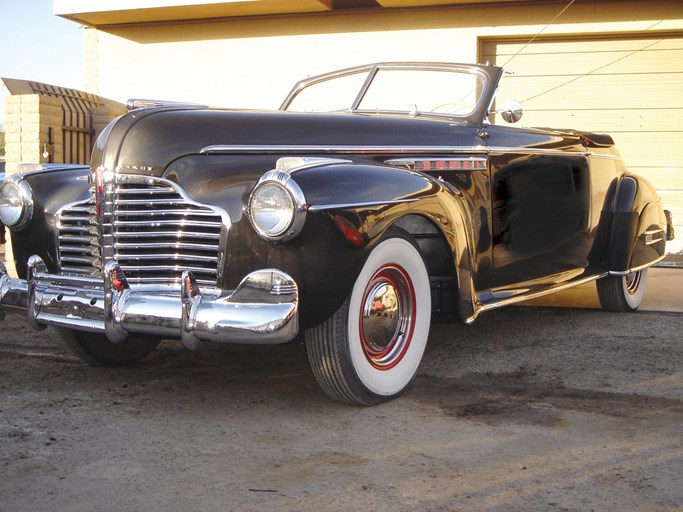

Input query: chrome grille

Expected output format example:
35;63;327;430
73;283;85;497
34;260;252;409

57;175;229;287
109;176;228;287
56;198;101;276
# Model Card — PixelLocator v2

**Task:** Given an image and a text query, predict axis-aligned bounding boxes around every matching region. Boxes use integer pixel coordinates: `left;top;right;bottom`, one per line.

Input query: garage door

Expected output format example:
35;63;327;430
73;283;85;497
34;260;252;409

481;35;683;255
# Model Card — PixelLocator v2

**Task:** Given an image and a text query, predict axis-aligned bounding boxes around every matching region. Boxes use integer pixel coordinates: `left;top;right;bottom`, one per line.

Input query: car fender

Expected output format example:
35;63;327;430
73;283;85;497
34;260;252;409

605;173;667;272
293;162;478;324
6;165;91;279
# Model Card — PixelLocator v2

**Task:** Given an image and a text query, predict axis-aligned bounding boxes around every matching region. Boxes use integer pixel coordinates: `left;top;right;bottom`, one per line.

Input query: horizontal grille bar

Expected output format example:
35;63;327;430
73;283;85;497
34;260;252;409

121;276;218;287
113;186;175;195
59;235;98;245
61;255;101;266
60;247;100;257
113;208;223;216
113;231;221;240
114;241;219;250
115;253;218;263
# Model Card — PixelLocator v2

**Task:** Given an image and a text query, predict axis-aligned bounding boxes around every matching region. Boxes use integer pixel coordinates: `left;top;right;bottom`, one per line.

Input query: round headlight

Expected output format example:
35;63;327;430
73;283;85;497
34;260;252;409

249;182;295;239
248;171;307;242
0;177;34;231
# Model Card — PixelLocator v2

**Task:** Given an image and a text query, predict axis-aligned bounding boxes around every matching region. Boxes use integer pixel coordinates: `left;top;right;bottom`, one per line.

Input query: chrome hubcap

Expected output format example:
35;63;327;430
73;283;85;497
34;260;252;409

360;265;415;370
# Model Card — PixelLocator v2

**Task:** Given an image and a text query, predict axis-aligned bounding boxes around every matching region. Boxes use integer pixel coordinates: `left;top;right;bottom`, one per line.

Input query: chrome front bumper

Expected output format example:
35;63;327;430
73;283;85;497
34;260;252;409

0;256;299;348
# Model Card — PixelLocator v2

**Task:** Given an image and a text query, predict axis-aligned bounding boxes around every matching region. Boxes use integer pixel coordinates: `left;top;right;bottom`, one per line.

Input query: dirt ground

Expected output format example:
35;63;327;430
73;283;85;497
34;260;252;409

1;305;681;512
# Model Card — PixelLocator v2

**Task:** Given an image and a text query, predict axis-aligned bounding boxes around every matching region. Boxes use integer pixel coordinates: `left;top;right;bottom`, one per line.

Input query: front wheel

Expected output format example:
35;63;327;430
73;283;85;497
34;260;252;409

596;269;648;312
305;235;431;405
56;328;161;366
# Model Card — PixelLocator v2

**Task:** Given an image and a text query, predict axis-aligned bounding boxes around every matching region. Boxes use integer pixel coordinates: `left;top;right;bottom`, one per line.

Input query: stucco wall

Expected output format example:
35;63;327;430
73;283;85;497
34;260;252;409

79;0;683;254
84;1;683;108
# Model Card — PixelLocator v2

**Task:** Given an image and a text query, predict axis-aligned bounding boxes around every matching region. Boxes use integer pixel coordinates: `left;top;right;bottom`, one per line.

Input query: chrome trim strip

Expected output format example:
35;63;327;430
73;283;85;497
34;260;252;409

487;147;602;158
308;199;418;212
608;255;667;276
469;254;667;323
200;144;602;159
126;99;207;111
200;145;487;155
275;156;352;173
583;152;620;160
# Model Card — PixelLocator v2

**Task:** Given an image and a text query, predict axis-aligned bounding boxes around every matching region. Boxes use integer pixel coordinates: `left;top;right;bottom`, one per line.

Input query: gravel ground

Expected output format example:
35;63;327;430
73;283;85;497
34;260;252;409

0;306;681;512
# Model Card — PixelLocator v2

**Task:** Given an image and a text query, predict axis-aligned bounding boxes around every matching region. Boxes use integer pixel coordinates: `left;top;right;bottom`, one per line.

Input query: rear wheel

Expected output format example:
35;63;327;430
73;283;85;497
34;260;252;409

596;269;648;312
56;328;161;366
305;234;431;405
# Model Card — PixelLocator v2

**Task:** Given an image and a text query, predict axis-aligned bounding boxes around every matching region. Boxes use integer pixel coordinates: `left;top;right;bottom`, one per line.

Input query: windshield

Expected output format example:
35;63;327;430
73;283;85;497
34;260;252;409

286;70;369;113
283;64;487;118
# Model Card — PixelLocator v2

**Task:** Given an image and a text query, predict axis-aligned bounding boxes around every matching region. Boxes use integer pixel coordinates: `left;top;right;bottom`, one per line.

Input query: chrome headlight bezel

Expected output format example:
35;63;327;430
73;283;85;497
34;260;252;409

248;170;307;242
0;175;34;231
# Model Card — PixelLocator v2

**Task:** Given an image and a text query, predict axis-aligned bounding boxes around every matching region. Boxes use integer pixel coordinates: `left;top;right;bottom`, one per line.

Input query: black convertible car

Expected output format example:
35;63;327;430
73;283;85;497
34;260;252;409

0;62;674;405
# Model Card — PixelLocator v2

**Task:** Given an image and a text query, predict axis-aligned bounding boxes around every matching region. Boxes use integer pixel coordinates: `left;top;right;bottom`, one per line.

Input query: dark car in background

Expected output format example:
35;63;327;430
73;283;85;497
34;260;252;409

0;62;675;405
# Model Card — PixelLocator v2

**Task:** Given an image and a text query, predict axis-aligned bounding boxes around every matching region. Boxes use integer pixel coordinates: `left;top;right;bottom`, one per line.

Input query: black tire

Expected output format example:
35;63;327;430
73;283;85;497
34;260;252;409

56;328;161;366
305;234;431;405
596;269;648;312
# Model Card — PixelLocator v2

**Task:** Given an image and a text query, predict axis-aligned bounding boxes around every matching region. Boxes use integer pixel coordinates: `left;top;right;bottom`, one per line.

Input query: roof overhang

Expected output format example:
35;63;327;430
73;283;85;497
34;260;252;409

54;0;526;27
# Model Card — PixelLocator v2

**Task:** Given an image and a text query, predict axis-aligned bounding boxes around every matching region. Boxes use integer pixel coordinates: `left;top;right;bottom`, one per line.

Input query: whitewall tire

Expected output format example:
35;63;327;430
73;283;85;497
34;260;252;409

596;269;648;312
306;234;431;405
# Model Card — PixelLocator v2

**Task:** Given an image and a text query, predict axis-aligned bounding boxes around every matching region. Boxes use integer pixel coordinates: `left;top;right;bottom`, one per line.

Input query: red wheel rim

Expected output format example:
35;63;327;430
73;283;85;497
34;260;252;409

358;264;416;370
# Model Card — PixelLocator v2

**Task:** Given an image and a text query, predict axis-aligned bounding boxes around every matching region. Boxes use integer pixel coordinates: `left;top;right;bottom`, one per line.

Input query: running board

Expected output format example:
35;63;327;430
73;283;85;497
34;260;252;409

467;271;609;324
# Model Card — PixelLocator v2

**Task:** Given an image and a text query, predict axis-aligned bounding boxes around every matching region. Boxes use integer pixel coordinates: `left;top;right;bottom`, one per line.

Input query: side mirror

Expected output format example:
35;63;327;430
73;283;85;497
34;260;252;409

495;100;523;124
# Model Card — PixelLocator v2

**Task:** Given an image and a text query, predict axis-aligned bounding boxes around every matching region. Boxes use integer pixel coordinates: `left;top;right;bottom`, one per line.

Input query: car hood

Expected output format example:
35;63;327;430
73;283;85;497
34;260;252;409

92;107;478;177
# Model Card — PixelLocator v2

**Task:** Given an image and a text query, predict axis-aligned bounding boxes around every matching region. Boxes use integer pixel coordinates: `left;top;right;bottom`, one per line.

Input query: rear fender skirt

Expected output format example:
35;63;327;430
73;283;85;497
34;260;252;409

605;175;667;273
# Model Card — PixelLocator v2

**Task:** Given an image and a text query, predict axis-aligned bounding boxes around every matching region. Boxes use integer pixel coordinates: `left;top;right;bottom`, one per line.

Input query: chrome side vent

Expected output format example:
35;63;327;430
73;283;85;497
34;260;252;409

56;197;101;276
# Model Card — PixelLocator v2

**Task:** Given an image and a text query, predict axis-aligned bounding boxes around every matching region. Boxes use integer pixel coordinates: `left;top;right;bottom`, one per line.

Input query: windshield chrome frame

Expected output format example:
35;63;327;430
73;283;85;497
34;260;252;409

280;62;503;125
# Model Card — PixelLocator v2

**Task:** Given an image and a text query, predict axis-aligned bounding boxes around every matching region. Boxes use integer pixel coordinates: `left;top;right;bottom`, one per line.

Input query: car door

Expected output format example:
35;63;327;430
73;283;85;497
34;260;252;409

484;124;593;289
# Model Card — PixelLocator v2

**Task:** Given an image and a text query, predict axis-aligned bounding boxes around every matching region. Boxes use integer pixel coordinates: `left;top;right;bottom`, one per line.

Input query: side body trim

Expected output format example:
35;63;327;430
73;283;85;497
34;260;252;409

200;144;612;159
308;199;418;212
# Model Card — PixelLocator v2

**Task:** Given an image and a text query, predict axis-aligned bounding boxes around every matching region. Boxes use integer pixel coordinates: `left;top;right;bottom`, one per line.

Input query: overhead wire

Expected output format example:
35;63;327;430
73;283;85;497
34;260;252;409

501;0;576;68
520;20;666;103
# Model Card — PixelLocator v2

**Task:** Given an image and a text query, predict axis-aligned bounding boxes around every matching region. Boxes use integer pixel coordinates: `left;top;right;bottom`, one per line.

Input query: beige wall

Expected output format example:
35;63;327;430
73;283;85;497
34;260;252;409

81;0;683;253
84;1;683;108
